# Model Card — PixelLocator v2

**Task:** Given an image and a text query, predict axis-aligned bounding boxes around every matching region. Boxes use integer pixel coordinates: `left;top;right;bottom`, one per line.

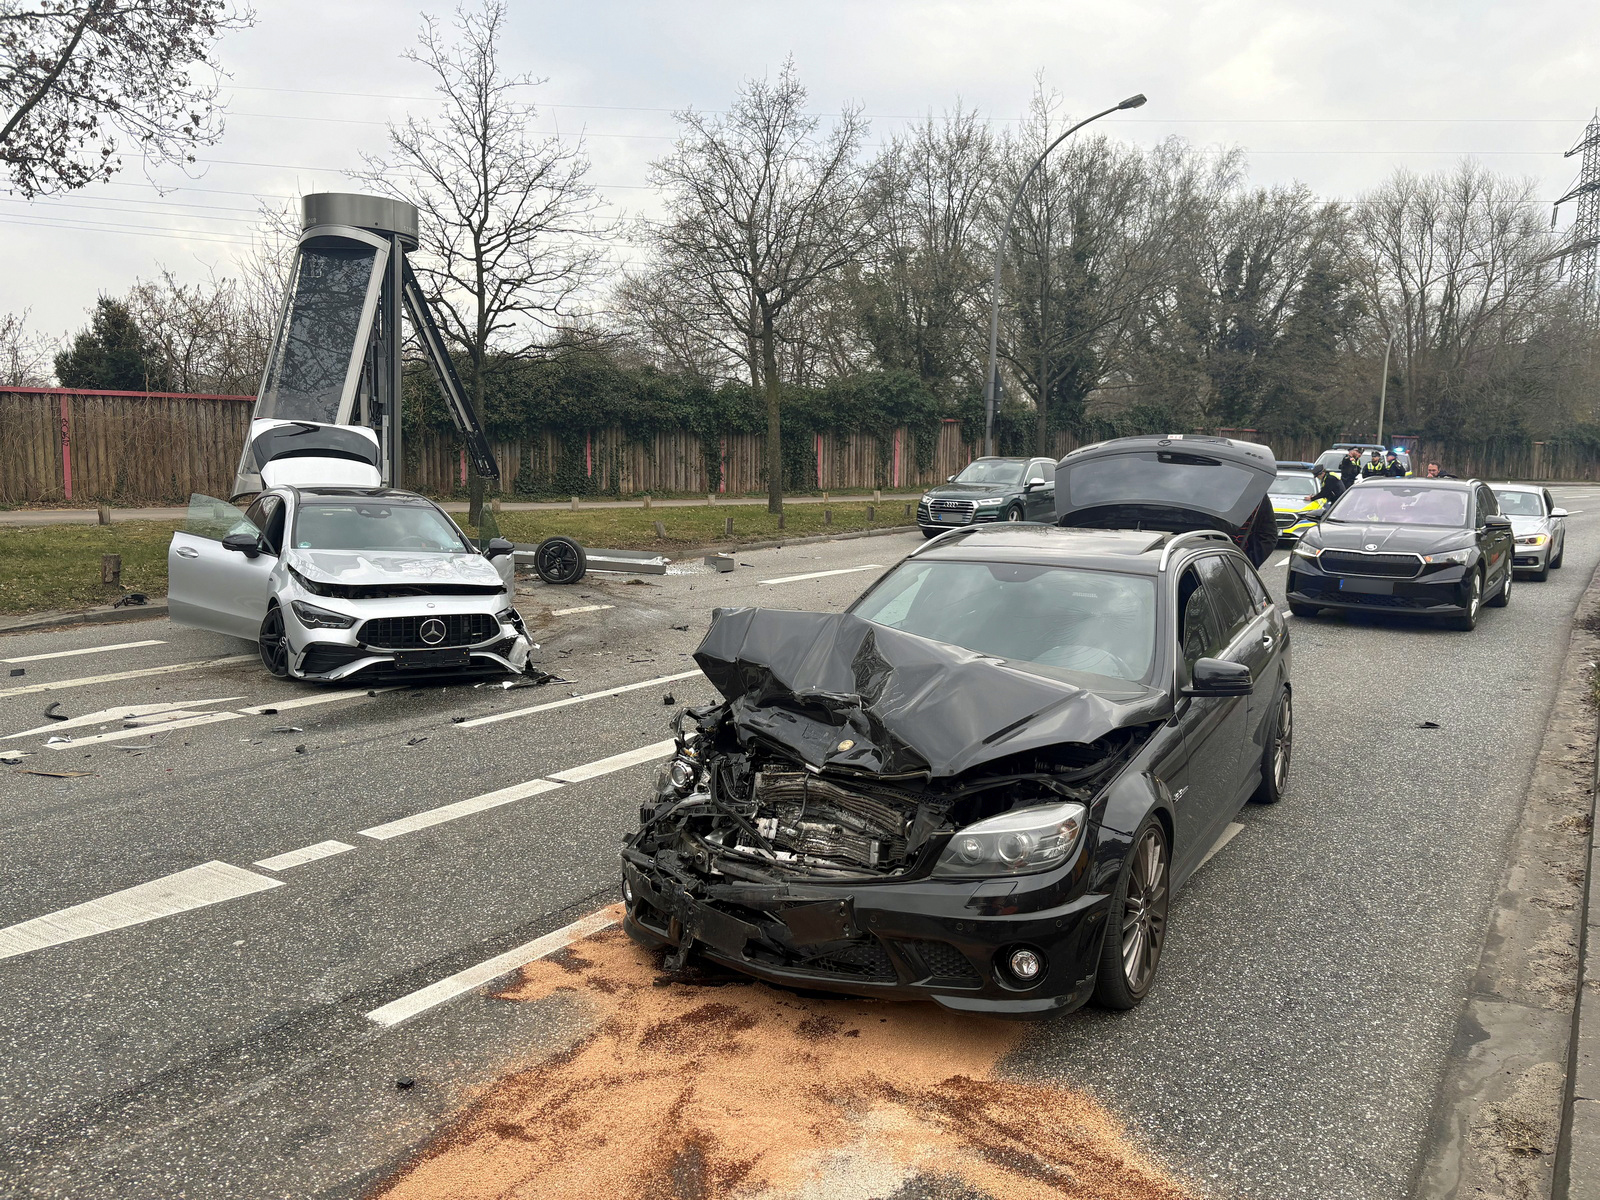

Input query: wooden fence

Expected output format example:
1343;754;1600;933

9;387;1600;505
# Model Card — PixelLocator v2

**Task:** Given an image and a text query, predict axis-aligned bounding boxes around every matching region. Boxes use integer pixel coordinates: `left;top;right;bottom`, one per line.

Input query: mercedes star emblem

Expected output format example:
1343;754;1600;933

419;618;448;645
1364;543;1378;551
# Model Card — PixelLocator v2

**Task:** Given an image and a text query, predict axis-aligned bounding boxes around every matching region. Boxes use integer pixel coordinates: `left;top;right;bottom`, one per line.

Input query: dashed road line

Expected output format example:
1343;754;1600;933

236;687;399;715
358;779;565;841
548;739;677;783
0;862;282;962
1;639;166;664
254;841;355;871
45;711;245;748
549;604;614;616
759;564;882;586
5;697;244;739
455;669;702;729
0;655;255;700
366;908;618;1027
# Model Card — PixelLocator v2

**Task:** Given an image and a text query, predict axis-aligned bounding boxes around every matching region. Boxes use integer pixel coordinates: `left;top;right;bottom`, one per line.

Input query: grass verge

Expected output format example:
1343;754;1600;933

0;502;913;616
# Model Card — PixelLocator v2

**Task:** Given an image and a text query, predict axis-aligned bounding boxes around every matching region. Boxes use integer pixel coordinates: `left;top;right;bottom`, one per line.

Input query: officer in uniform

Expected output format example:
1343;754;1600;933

1384;450;1408;476
1362;451;1389;480
1311;464;1345;505
1340;447;1362;489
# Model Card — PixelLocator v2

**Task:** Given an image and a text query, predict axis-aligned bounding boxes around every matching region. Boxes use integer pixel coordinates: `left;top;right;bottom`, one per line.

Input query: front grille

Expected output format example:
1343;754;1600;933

299;643;370;674
810;938;897;980
898;939;980;983
1317;550;1422;578
1297;581;1436;609
1274;511;1299;528
927;498;976;521
358;613;497;649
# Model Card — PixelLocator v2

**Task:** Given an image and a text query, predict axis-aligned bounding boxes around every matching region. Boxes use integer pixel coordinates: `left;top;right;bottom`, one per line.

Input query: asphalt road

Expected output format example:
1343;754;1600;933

1;497;1596;1199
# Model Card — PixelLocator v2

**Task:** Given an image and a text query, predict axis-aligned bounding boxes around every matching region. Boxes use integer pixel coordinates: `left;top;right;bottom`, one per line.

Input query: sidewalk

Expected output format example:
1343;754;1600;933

0;493;925;527
1564;737;1600;1198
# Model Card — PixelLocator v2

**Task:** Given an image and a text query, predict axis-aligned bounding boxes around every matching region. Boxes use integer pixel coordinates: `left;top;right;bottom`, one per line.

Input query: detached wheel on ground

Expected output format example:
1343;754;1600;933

1446;570;1483;631
1250;685;1292;804
1093;817;1170;1011
1488;567;1512;606
533;536;587;585
259;603;290;678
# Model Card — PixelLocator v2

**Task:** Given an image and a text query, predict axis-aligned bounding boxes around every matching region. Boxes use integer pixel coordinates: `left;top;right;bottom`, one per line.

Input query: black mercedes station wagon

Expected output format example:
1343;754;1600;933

1285;477;1514;631
622;436;1292;1016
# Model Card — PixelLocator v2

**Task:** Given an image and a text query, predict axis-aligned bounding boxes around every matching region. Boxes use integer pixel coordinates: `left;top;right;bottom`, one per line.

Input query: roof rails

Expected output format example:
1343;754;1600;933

1158;529;1234;572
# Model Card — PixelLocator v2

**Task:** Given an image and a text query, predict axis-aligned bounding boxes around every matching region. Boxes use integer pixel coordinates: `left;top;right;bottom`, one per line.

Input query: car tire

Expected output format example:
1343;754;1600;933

534;536;587;584
1552;540;1564;569
1531;558;1549;582
1446;570;1482;631
1250;686;1292;805
258;603;291;679
1004;505;1024;522
921;528;941;540
1288;601;1320;619
1489;567;1512;606
1092;817;1170;1011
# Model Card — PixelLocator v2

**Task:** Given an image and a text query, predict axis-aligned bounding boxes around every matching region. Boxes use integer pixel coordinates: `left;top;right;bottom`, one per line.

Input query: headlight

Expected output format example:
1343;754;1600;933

655;754;701;799
1292;543;1322;559
1422;548;1473;565
1516;534;1548;546
933;801;1087;878
289;600;355;629
973;496;1004;508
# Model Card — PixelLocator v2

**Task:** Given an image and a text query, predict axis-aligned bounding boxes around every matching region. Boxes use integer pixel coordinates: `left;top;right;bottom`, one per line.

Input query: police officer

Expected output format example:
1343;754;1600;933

1340;447;1362;489
1384;450;1408;477
1234;493;1278;567
1362;451;1389;480
1311;464;1345;505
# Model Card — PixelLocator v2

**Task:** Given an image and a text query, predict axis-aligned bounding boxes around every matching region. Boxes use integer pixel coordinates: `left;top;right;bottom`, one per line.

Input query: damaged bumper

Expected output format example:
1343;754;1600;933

620;846;1110;1017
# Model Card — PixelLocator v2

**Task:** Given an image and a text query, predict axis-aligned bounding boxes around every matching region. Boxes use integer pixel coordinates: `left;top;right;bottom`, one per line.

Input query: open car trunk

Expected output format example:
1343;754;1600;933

245;419;383;491
1053;434;1276;536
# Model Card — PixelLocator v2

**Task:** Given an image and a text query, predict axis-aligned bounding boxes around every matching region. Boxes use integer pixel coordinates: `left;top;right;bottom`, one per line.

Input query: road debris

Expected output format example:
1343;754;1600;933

671;624;689;632
0;748;28;763
45;736;71;746
271;726;304;734
294;744;307;754
662;693;676;706
24;769;95;778
8;668;23;677
1417;720;1441;729
394;1077;416;1091
406;737;428;747
111;592;148;608
259;707;279;715
43;702;67;721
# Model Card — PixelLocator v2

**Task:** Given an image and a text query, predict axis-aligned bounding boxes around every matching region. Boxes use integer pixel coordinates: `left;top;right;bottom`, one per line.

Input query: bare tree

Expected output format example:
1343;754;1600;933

0;308;56;384
644;59;868;513
354;0;606;520
0;0;252;197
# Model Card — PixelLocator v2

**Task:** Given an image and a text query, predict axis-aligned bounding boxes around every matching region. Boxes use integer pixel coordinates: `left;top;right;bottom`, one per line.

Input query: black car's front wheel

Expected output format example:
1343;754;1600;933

259;603;291;678
1093;818;1170;1010
1251;685;1292;804
1446;569;1482;631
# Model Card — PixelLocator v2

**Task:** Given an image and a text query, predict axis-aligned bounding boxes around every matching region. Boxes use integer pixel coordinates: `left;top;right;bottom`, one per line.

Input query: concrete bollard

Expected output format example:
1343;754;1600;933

491;498;502;514
708;493;715;505
706;553;735;572
102;554;121;585
97;504;111;526
777;512;785;530
653;520;667;538
866;505;876;523
570;496;579;511
822;491;829;504
904;502;912;518
724;516;734;537
642;494;652;509
824;508;832;525
874;489;882;503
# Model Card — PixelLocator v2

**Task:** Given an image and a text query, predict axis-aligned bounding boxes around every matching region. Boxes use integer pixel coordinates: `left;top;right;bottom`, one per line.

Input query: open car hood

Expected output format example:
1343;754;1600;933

694;608;1170;779
285;548;503;588
1054;434;1276;535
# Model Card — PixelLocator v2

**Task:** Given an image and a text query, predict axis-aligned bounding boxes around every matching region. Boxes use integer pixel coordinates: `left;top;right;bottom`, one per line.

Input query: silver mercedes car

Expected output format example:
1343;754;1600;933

167;487;534;681
1490;484;1568;580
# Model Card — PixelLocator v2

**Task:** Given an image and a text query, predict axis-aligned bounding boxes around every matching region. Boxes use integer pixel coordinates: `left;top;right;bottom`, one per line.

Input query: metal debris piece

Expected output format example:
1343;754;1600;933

272;726;304;734
394;1077;416;1090
451;716;467;724
24;769;94;778
43;702;67;721
1416;721;1441;729
406;736;428;746
294;744;307;754
662;693;676;706
8;668;23;677
259;707;279;715
45;735;72;746
671;624;689;632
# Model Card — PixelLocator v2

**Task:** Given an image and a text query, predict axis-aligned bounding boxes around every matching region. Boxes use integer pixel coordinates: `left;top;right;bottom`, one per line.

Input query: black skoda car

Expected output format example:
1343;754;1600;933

621;436;1291;1016
915;456;1058;536
1285;477;1514;631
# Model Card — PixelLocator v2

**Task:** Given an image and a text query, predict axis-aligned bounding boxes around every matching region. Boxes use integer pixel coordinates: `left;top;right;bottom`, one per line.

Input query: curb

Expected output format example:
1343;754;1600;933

0;600;169;636
675;523;920;559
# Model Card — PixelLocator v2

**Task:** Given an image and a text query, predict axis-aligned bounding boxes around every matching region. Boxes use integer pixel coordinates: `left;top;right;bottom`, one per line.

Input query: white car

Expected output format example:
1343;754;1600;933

167;485;533;681
1490;484;1568;581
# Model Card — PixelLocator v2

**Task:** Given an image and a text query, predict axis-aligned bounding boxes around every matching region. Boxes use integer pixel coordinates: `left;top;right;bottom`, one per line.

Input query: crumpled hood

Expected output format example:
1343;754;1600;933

285;548;504;587
694;608;1170;778
1314;522;1471;554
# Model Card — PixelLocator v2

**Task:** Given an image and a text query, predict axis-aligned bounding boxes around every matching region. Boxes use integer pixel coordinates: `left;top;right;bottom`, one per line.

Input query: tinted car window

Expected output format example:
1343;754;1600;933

1227;556;1273;613
852;560;1156;683
953;461;1025;485
1493;490;1544;516
1066;451;1259;513
1177;567;1225;671
1196;554;1253;645
1476;485;1498;519
1328;484;1468;527
292;499;471;552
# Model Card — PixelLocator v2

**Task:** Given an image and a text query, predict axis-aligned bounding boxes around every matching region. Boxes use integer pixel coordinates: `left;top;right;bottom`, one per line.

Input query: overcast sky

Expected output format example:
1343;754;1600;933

4;0;1598;341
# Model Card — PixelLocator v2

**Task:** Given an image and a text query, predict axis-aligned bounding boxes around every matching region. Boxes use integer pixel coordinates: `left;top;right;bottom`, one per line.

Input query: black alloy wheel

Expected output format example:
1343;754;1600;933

533;536;587;585
1093;818;1170;1010
1005;504;1024;522
1251;686;1292;804
259;603;291;678
1447;570;1482;631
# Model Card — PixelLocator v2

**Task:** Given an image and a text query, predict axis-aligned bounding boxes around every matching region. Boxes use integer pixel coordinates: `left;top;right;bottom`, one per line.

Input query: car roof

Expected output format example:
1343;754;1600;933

289;486;434;502
1490;482;1542;493
907;522;1245;575
1353;476;1475;490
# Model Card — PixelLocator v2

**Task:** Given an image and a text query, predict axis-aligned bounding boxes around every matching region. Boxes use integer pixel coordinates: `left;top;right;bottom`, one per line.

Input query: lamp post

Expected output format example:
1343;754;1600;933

983;93;1147;458
1376;334;1393;447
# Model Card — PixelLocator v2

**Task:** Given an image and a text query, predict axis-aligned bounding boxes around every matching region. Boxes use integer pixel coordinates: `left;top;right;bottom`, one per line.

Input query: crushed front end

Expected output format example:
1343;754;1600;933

620;608;1165;1016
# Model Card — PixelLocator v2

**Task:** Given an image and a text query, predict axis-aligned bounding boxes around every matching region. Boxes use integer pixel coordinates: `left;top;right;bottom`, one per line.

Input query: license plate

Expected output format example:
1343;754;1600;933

1337;577;1393;595
938;513;965;524
392;647;471;669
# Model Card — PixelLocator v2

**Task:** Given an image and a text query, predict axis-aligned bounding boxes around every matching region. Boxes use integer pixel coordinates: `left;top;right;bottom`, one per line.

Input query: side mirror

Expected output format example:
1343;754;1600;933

221;532;262;558
1484;515;1512;530
1024;477;1046;492
484;536;515;560
947;475;956;483
1185;657;1253;697
1551;508;1569;518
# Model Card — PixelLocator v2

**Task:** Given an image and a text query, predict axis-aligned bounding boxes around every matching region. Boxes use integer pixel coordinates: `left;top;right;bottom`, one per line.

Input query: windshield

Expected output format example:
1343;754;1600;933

1270;475;1318;499
292;499;472;552
852;560;1156;684
1327;484;1468;527
953;460;1025;486
1492;490;1545;516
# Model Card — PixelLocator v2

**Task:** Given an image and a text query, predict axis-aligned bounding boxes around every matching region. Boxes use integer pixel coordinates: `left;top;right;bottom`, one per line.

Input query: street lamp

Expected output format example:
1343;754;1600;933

1376;333;1393;447
983;92;1147;458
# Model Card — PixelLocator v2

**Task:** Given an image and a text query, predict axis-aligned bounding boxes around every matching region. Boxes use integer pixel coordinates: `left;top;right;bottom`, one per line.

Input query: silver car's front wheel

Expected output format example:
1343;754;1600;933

259;604;291;678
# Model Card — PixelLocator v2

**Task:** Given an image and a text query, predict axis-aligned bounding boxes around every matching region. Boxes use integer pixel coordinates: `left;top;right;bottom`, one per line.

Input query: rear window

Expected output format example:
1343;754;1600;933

1065;451;1258;514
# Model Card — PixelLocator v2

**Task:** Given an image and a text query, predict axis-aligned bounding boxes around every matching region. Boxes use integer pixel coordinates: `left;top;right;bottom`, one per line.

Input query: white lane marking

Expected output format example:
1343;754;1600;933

759;564;883;586
2;639;166;664
359;778;564;841
549;604;614;616
1271;553;1290;568
0;656;255;700
46;711;243;748
455;669;702;730
549;738;677;783
367;908;618;1027
236;687;398;716
5;697;244;739
1197;822;1245;871
0;861;281;962
254;840;354;871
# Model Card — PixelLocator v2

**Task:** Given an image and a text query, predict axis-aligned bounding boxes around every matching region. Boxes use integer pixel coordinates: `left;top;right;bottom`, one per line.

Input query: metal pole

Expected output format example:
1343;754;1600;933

1377;335;1392;447
984;94;1146;457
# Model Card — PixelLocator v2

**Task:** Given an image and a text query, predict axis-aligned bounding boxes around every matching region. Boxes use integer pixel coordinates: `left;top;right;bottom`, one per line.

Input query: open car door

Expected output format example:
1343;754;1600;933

167;495;275;640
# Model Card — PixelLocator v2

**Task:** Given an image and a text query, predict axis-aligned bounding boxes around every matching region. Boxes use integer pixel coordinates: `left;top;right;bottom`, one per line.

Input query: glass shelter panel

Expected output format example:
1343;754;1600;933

257;245;384;424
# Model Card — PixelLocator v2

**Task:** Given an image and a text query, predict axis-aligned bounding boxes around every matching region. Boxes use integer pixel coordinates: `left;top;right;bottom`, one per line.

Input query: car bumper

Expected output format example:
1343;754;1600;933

1286;562;1473;614
619;848;1108;1017
284;605;533;681
917;510;1008;532
1512;544;1550;571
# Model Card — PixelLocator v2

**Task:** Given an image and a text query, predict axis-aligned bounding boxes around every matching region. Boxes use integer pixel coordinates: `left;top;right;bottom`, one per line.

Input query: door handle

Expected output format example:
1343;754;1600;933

176;546;199;559
1260;634;1274;650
